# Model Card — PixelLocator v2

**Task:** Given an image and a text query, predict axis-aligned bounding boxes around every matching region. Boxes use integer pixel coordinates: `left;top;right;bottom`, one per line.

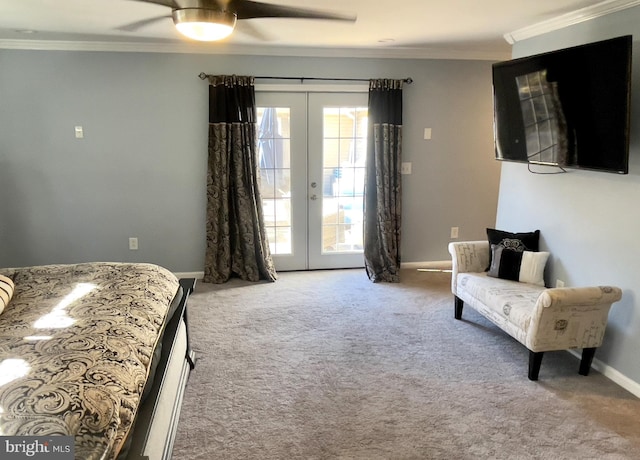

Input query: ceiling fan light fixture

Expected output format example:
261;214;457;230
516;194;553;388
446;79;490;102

172;9;237;42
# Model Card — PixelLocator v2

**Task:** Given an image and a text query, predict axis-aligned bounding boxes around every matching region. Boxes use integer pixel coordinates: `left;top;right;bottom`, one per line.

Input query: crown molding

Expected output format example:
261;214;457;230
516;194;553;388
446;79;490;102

0;38;509;61
504;0;640;44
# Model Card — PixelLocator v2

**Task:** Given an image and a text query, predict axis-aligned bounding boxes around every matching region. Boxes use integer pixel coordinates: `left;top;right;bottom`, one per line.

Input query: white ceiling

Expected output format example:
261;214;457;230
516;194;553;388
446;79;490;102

0;0;634;60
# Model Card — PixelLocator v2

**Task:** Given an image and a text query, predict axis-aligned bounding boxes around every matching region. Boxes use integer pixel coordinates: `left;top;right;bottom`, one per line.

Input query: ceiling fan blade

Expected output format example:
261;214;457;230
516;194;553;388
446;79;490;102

117;15;172;32
132;0;179;7
228;0;356;22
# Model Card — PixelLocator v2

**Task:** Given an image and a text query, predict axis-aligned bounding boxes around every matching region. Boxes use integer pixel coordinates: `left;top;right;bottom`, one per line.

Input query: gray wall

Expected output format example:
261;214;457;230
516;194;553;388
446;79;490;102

496;8;640;385
0;49;500;272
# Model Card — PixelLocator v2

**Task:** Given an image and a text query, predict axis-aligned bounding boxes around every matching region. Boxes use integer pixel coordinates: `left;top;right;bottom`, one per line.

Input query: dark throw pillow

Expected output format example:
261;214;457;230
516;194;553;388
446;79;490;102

486;228;540;270
487;244;549;286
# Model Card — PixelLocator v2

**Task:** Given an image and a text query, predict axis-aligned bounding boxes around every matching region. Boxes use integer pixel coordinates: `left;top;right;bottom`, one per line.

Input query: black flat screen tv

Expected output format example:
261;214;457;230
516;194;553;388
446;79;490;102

492;35;632;174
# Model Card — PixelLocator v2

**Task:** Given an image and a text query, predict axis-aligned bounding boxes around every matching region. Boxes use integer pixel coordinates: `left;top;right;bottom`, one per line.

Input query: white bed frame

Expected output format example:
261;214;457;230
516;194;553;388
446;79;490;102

124;278;196;460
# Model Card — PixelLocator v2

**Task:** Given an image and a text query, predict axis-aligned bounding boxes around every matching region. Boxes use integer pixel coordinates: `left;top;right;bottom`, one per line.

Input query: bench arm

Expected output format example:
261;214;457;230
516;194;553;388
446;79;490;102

526;286;623;351
537;286;622;308
448;241;490;294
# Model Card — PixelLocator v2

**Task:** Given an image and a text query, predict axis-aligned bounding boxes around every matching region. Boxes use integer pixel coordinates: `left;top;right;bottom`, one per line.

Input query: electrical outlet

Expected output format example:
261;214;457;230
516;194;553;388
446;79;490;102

129;237;139;250
401;162;412;175
450;227;459;239
556;279;565;288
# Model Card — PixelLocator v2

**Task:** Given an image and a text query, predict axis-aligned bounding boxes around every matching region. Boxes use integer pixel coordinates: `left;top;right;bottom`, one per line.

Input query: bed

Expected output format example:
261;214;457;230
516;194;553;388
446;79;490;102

0;262;195;460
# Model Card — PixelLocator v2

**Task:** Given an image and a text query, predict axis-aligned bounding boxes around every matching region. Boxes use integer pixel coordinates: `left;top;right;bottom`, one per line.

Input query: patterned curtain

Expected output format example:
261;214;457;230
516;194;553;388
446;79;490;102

364;79;404;282
203;75;277;283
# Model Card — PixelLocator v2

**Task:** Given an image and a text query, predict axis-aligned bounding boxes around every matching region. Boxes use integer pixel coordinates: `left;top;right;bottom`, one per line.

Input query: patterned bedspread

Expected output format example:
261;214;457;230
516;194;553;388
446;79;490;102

0;262;180;460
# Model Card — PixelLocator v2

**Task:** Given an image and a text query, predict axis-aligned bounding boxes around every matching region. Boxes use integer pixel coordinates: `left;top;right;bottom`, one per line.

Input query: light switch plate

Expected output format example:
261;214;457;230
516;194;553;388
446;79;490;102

129;237;139;250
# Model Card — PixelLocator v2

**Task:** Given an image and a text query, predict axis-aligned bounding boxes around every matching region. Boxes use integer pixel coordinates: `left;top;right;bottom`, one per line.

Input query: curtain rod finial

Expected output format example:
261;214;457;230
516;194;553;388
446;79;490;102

199;72;208;80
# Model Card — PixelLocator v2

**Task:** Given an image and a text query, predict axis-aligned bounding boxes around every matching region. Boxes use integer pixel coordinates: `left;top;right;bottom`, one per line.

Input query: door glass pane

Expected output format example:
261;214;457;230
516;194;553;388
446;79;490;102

257;107;292;255
321;106;367;254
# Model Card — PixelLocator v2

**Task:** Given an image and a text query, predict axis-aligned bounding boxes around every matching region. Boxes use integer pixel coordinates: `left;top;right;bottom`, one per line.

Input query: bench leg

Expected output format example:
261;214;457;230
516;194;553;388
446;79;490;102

579;347;597;376
528;351;544;381
454;296;463;320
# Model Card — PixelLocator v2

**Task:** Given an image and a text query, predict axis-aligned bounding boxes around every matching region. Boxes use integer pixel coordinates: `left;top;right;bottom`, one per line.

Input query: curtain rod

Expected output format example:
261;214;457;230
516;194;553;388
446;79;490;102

198;72;412;84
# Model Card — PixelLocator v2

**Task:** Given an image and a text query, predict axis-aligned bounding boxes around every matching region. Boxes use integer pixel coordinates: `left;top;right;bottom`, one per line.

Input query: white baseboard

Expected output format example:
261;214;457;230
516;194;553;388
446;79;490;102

401;260;452;270
174;271;204;280
175;264;452;278
567;350;640;398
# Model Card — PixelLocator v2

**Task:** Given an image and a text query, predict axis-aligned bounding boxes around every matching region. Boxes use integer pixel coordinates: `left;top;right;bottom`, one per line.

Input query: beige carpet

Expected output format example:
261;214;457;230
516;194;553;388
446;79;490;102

171;269;640;459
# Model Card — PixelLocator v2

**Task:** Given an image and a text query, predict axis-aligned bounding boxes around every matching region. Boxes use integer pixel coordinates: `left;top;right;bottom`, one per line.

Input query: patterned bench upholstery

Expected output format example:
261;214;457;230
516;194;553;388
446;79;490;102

448;241;622;380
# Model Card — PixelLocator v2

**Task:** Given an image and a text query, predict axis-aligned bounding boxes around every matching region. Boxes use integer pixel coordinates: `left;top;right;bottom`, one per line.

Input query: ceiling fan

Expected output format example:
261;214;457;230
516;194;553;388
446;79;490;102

121;0;357;42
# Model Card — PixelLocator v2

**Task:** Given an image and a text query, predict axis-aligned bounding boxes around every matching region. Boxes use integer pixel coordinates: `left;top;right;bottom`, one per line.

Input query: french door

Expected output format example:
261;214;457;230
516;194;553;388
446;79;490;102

256;91;368;271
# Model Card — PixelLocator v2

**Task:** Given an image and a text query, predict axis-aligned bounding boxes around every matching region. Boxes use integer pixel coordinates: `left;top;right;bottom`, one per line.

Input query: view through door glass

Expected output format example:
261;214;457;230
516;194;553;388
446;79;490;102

256;91;368;271
257;106;292;254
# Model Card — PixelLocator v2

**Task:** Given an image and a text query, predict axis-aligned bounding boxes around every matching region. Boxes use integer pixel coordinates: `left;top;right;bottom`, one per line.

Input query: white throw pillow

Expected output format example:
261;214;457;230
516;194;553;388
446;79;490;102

0;274;14;315
518;251;550;286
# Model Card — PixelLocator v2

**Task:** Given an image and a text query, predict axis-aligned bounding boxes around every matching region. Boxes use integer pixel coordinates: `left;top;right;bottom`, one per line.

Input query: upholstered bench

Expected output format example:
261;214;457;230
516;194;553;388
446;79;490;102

448;240;622;380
